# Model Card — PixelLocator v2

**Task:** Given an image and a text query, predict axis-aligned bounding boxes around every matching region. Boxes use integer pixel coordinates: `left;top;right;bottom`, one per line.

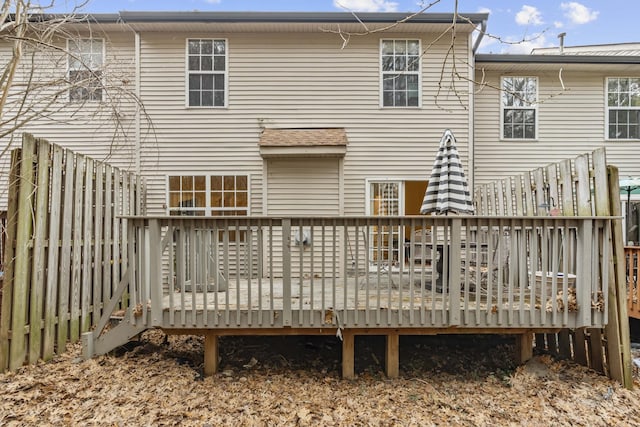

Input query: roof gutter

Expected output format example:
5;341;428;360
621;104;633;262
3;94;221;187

472;18;487;54
475;54;640;64
117;11;488;25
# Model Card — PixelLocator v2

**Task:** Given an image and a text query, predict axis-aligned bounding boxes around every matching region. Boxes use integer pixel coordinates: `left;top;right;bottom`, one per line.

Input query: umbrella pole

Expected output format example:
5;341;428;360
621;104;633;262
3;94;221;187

627;188;632;244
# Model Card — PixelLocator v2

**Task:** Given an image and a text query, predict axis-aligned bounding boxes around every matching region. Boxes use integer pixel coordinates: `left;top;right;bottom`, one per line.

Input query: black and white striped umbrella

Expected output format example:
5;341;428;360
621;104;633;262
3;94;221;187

420;129;474;215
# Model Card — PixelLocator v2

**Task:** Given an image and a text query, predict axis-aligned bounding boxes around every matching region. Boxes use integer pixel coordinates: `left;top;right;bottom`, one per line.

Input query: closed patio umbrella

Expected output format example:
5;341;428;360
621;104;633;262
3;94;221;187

420;129;473;215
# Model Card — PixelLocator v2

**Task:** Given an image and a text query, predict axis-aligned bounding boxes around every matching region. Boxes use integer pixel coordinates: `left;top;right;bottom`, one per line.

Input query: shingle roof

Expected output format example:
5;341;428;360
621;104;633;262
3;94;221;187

259;128;348;147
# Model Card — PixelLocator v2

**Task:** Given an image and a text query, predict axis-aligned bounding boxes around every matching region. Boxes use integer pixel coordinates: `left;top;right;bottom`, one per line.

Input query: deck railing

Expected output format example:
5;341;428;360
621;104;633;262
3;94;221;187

626;246;640;319
116;215;611;331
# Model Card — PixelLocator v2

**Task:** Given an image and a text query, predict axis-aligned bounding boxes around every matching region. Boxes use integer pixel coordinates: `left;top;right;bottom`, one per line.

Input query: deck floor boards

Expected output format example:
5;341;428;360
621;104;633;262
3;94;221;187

163;275;540;312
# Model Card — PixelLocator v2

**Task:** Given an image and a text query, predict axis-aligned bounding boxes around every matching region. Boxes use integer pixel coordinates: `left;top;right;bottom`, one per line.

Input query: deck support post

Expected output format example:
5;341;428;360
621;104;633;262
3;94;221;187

342;330;355;379
81;331;94;360
516;331;534;364
385;333;399;378
204;332;219;377
148;218;162;327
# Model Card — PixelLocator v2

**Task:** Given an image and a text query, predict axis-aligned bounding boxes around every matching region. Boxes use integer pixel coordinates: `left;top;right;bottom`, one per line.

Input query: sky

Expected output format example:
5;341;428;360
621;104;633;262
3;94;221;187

44;0;637;53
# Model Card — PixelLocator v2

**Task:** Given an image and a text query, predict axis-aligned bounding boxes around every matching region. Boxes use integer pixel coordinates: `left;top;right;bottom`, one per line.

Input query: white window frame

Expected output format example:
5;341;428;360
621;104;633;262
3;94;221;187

500;76;538;140
379;39;422;108
365;179;405;216
166;174;250;216
185;38;228;108
365;179;405;265
605;77;640;140
67;38;105;102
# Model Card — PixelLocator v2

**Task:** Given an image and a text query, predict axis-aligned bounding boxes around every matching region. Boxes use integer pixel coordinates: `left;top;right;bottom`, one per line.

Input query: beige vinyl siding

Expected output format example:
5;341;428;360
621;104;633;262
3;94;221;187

138;31;473;217
474;68;640;184
267;158;340;215
267;158;340;277
0;32;137;209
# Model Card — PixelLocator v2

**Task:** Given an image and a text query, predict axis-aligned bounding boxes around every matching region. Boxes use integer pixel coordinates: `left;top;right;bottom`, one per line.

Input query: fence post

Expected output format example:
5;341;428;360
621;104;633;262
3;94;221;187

282;218;292;327
149;219;163;327
28;138;51;365
576;220;593;328
9;134;36;370
606;165;633;388
0;150;22;371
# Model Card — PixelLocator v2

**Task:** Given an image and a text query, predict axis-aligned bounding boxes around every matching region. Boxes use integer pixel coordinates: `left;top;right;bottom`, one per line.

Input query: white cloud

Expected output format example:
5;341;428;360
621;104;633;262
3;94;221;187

554;21;564;29
560;2;599;24
515;5;543;26
333;0;399;12
502;33;549;54
204;0;221;3
477;7;491;14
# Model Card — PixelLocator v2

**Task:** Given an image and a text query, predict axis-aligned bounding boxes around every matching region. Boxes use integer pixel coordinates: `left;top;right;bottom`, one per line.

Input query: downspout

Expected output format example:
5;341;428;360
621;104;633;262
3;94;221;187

468;29;475;192
134;31;141;175
469;19;486;191
472;18;487;54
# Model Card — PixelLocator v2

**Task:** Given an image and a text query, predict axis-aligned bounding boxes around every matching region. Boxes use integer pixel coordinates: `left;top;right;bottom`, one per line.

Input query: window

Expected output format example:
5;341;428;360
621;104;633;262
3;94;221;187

68;39;104;102
607;77;640;139
501;76;537;139
187;39;227;107
168;175;248;216
380;39;420;107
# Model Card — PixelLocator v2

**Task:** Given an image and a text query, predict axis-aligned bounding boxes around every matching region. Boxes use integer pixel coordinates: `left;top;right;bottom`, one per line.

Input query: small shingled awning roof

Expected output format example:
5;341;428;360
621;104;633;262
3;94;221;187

259;128;348;158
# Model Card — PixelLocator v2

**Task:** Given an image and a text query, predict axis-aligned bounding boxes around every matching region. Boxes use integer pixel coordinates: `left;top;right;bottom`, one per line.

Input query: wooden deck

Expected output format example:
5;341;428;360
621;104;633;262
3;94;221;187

159;274;592;329
82;213;613;380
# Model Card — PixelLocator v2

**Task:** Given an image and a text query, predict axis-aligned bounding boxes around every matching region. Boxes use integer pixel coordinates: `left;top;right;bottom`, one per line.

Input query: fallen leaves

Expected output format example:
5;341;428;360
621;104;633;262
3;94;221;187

0;331;639;425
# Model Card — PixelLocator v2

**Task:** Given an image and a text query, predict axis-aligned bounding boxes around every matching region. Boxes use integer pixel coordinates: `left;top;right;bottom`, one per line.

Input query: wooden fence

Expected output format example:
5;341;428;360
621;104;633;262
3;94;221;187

0;134;144;371
474;148;632;388
0;210;6;274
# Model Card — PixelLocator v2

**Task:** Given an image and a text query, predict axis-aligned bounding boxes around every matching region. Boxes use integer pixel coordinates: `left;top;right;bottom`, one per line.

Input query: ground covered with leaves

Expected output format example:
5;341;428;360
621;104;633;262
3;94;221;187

1;331;640;426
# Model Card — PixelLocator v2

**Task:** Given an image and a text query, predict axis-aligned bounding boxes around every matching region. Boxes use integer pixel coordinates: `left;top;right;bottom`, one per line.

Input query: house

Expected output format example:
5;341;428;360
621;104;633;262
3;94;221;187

473;44;640;241
0;12;632;381
1;12;638;228
0;12;483;223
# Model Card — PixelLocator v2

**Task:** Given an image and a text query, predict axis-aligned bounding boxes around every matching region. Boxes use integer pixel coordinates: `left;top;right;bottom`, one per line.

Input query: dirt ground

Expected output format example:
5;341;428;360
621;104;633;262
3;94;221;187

2;330;640;426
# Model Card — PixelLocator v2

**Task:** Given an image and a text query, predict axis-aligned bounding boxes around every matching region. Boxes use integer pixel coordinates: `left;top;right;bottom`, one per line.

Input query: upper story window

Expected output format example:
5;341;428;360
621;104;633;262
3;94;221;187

68;38;104;102
501;76;538;140
187;39;227;107
168;174;248;216
380;39;421;107
607;77;640;140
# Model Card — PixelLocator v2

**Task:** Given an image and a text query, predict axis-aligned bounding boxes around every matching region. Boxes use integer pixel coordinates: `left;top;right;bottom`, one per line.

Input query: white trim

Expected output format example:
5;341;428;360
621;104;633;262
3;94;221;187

338;157;344;216
604;76;640;141
185;38;229;109
499;75;539;141
365;178;404;215
262;160;268;215
165;173;250;216
379;38;422;109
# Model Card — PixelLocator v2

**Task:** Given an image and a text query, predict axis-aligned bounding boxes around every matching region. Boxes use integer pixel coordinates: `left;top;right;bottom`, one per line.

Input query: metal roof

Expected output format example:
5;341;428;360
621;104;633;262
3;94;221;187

476;54;640;65
532;42;640;56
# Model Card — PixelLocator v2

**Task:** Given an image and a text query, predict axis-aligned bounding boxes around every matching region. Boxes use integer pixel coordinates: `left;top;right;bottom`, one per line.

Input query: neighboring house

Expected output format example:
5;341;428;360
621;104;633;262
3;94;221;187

474;45;640;241
0;12;639;237
532;42;640;56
